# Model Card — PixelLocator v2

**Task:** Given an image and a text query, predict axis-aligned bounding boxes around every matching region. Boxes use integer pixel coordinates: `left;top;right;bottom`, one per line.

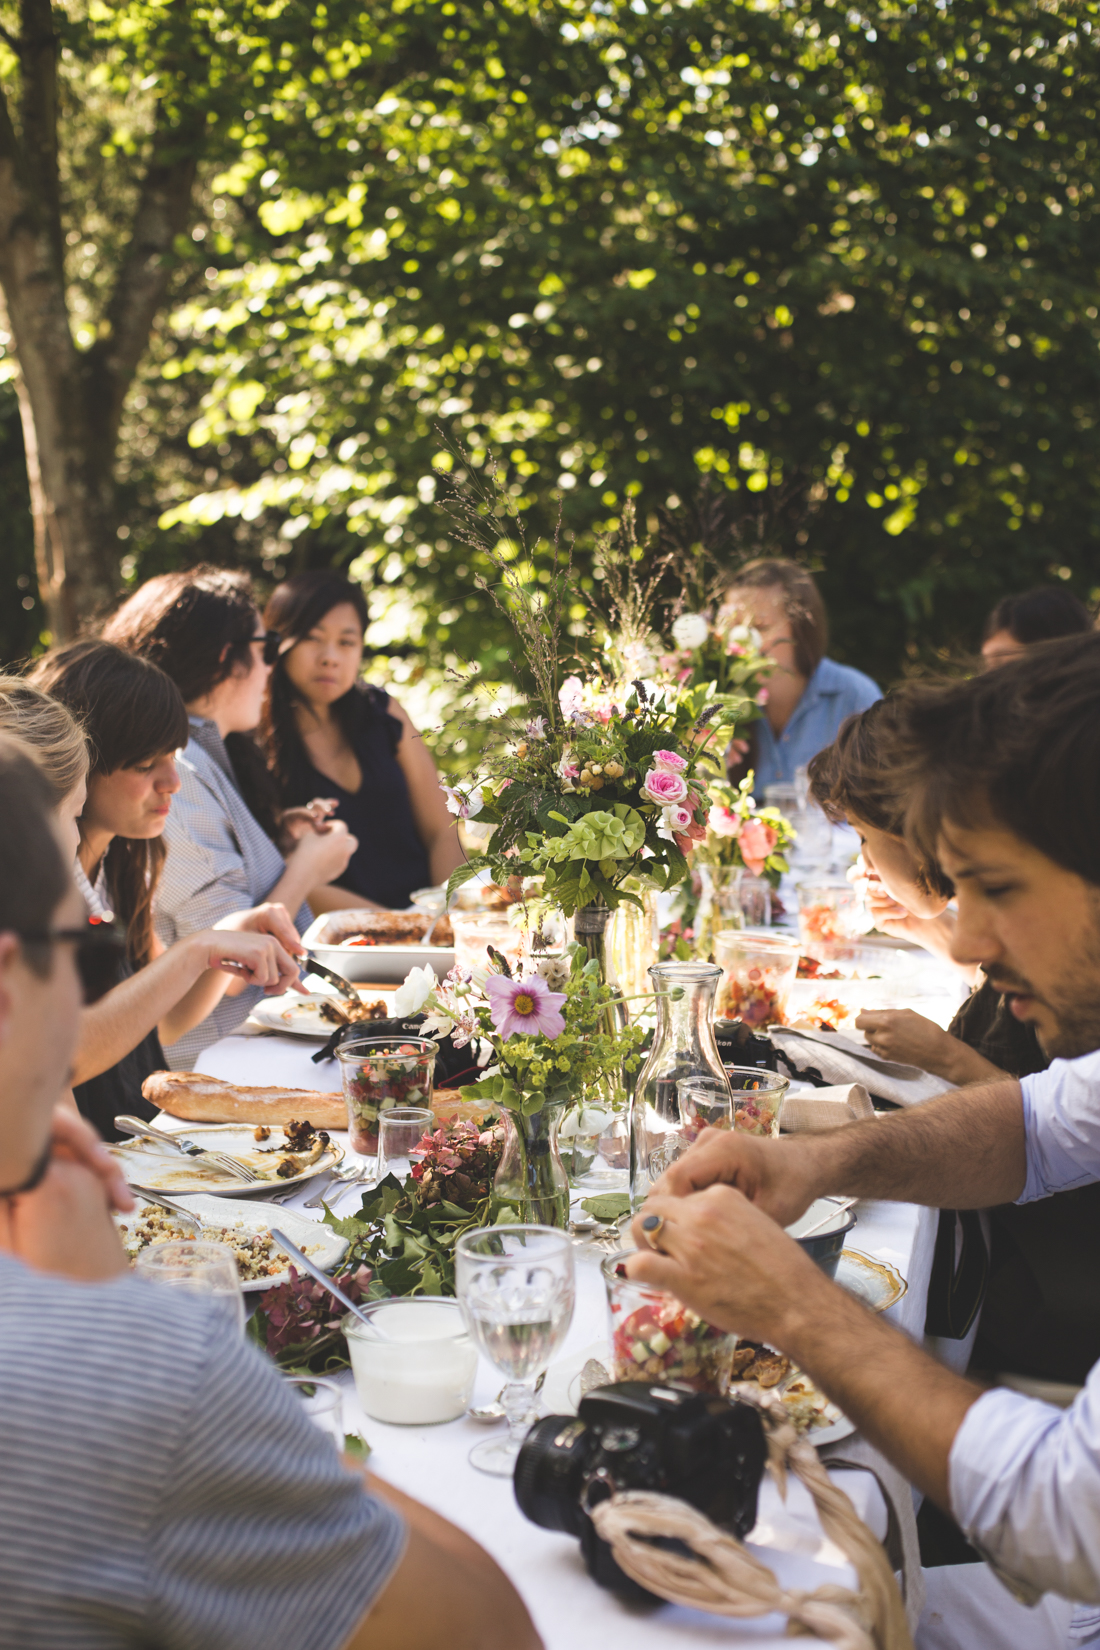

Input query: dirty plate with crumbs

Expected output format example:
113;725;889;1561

115;1194;349;1291
108;1120;343;1196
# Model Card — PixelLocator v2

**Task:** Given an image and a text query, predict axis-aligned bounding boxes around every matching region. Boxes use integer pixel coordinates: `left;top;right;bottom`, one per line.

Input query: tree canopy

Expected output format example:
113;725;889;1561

1;0;1098;715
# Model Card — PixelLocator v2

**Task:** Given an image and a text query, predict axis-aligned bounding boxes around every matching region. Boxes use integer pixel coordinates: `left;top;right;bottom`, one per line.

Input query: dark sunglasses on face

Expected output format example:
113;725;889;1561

252;632;282;666
17;918;129;1002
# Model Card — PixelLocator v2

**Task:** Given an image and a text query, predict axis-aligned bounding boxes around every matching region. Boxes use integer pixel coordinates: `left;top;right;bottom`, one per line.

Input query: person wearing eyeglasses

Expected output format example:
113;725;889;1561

0;735;542;1650
102;569;370;1067
720;559;881;800
26;648;306;1135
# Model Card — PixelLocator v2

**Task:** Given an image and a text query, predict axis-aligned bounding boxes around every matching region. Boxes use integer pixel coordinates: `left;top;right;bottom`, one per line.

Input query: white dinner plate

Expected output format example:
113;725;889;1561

116;1194;350;1292
250;989;395;1039
109;1123;344;1196
547;1339;856;1448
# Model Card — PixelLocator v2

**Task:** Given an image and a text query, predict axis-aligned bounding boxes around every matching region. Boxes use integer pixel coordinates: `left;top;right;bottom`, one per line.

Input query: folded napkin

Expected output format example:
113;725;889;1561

779;1082;876;1133
771;1025;955;1107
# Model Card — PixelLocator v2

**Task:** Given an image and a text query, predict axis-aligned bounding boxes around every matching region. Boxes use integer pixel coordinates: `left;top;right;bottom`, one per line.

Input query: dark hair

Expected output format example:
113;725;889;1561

808;701;954;901
102;568;282;841
983;585;1093;646
260;571;368;796
898;632;1100;887
0;733;69;979
27;641;188;968
725;559;828;678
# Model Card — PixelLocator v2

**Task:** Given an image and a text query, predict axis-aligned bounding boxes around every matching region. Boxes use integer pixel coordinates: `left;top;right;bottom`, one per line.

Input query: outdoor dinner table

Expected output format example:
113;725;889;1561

184;1025;946;1648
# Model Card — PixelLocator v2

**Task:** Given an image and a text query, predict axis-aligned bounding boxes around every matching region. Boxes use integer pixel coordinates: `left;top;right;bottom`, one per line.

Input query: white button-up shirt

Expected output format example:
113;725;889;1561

949;1050;1100;1606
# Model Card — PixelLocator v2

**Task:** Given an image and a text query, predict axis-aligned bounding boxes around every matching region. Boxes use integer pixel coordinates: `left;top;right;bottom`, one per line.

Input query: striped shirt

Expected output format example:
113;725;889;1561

155;717;312;1068
0;1250;404;1648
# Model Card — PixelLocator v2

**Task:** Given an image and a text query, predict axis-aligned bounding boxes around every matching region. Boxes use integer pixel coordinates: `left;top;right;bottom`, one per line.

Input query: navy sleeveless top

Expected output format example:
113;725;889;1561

280;684;431;909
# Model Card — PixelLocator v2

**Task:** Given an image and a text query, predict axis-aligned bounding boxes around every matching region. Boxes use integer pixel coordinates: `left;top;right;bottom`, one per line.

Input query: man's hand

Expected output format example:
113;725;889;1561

0;1156;128;1280
50;1105;134;1213
649;1127;824;1229
628;1183;829;1345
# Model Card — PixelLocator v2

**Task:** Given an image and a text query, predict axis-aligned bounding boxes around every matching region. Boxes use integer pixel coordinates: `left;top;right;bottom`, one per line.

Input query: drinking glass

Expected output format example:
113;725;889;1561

336;1036;437;1155
648;1130;693;1177
676;1076;734;1138
282;1375;344;1448
602;1253;739;1393
723;1065;790;1138
379;1106;433;1183
455;1224;575;1476
134;1239;244;1336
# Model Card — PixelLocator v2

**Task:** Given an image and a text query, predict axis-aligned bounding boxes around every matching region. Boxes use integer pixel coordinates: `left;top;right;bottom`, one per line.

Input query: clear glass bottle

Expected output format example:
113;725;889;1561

628;961;731;1208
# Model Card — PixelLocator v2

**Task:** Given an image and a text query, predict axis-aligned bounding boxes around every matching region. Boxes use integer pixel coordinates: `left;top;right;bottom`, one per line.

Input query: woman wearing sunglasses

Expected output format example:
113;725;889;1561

27;647;304;1135
102;569;364;1066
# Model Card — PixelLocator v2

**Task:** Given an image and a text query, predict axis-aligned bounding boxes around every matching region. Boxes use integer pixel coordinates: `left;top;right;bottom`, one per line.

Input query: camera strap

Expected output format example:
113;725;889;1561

589;1410;914;1650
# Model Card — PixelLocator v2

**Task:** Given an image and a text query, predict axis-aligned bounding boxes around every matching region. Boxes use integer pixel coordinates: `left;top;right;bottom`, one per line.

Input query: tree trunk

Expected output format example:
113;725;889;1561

0;0;201;639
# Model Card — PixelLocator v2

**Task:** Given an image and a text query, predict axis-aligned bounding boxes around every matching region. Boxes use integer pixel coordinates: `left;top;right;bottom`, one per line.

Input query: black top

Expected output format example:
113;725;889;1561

279;683;431;910
949;978;1100;1384
73;952;161;1144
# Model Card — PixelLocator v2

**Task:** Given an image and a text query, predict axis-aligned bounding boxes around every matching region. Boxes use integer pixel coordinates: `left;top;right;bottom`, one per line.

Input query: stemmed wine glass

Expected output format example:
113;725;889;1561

455;1224;575;1476
134;1239;245;1336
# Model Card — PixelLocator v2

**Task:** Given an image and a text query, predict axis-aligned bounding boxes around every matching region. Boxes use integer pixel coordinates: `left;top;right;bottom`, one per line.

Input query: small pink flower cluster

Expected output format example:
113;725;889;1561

641;750;707;854
707;804;779;875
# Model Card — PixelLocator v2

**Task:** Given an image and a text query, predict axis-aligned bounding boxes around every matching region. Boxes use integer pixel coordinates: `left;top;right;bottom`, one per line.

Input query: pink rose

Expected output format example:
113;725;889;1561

738;818;778;875
653;749;688;774
708;804;742;839
665;803;694;831
642;768;689;806
673;819;707;854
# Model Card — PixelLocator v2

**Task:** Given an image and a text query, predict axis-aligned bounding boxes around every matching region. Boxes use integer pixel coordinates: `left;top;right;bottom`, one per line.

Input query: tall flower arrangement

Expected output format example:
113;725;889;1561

702;772;797;885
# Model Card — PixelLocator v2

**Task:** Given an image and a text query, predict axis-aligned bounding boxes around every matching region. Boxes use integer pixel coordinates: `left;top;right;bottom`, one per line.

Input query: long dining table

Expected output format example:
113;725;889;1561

181;1022;944;1649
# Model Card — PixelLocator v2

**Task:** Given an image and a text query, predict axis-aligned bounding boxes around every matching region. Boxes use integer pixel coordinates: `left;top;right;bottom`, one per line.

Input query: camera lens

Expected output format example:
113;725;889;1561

513;1414;593;1537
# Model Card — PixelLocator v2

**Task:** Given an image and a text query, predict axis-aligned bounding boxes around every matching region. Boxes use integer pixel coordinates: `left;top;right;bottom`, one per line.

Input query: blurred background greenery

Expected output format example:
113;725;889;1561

2;0;1097;770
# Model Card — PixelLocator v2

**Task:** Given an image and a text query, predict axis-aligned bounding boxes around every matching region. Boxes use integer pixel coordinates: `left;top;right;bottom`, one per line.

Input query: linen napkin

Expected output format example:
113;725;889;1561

771;1025;956;1107
779;1082;876;1133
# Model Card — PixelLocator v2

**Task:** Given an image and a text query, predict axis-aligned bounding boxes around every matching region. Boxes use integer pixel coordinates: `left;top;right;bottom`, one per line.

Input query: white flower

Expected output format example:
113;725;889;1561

524;716;548;739
394;964;437;1016
441;784;484;820
671;612;710;651
420;1009;456;1038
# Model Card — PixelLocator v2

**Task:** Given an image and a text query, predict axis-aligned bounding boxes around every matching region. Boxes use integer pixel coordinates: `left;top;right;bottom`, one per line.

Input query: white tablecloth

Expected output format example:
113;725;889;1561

188;1030;940;1649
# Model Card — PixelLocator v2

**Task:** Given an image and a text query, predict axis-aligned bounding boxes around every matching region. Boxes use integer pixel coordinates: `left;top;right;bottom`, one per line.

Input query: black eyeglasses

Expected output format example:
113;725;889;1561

252;632;282;666
18;919;128;1002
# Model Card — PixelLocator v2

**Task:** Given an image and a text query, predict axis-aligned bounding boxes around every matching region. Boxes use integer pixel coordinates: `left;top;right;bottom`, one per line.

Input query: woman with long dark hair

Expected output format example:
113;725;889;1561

29;643;303;1134
102;569;359;1066
261;570;463;907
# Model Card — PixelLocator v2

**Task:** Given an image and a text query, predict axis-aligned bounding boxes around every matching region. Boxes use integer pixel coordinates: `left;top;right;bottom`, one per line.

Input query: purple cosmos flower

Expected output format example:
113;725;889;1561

485;973;567;1040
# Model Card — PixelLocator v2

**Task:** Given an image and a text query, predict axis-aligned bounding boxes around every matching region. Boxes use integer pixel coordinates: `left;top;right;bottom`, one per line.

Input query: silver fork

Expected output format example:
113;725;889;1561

114;1116;262;1184
302;1164;373;1209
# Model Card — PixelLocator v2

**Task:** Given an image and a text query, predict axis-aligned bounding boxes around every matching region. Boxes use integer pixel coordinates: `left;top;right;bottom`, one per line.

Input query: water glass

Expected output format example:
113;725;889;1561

379;1106;433;1182
336;1036;437;1155
282;1375;344;1448
133;1239;244;1336
455;1224;575;1476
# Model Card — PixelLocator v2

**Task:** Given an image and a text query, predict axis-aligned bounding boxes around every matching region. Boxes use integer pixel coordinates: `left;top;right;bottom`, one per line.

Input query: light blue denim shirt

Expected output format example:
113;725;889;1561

751;656;882;797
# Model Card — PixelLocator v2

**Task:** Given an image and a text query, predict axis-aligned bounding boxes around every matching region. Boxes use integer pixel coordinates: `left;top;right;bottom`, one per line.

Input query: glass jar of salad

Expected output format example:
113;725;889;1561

723;1065;790;1138
796;880;868;960
714;931;800;1028
336;1036;438;1156
601;1253;739;1393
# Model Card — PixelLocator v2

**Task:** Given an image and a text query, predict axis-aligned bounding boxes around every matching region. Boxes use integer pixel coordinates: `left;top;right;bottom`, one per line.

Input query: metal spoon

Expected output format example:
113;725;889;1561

795;1196;858;1241
270;1229;376;1329
468;1370;546;1424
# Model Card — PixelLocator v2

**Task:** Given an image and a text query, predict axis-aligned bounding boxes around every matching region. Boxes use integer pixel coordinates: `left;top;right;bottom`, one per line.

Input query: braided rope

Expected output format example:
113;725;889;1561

589;1412;915;1650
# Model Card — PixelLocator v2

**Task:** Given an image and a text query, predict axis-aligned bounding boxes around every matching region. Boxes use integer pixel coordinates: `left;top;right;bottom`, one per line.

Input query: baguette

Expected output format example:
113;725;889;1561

142;1071;346;1130
141;1070;469;1131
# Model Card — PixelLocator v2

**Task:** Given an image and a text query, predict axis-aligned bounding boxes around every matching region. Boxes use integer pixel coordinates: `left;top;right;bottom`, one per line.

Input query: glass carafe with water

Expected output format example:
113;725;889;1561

629;961;731;1208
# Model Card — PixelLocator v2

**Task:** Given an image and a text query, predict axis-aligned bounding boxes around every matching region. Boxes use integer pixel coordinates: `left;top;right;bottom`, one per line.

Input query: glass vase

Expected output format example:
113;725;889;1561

628;962;731;1208
605;885;659;1009
694;866;774;960
573;898;629;1130
493;1103;570;1228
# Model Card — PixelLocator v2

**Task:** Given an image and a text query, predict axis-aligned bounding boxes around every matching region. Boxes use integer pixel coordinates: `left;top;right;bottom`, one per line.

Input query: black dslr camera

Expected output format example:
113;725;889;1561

514;1381;766;1603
